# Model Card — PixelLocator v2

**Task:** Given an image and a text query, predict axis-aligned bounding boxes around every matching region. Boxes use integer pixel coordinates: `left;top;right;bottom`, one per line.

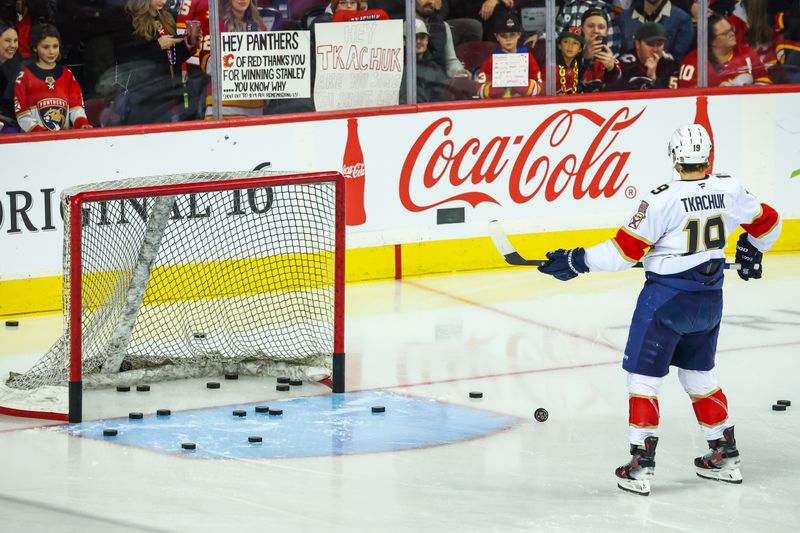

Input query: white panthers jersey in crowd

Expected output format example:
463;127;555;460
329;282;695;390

584;174;782;275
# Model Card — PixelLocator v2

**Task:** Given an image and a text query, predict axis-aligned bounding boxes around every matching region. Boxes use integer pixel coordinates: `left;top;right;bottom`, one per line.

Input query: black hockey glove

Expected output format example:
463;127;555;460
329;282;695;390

538;248;589;281
735;233;762;281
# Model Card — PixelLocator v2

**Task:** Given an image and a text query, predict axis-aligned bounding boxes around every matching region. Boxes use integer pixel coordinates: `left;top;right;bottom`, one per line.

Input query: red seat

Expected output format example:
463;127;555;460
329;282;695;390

455;41;500;73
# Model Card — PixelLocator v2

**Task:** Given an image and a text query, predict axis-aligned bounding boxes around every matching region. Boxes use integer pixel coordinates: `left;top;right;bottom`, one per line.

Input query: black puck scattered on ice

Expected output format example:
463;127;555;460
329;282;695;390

371;406;385;413
5;320;19;327
276;384;290;392
181;442;196;450
103;429;118;437
534;408;549;422
156;409;171;417
255;405;270;413
129;412;143;420
116;386;130;392
232;409;247;417
289;379;303;386
277;376;290;384
225;372;239;380
772;404;787;411
248;436;263;443
192;332;206;339
206;382;220;389
268;408;283;416
136;384;150;392
777;400;791;407
469;392;483;399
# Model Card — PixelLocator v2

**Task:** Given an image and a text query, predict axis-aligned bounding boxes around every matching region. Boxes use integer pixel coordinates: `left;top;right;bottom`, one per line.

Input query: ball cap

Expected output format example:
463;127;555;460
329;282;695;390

635;22;667;43
558;26;585;47
495;12;522;33
414;17;429;36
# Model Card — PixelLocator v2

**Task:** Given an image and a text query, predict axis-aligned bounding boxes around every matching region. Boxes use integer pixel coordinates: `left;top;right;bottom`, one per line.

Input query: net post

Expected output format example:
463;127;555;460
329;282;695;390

333;173;346;393
68;195;84;423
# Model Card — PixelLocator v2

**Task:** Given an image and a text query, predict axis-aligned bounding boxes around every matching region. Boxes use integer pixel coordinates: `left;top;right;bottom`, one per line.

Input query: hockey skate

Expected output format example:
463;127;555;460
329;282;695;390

695;426;742;484
615;436;658;496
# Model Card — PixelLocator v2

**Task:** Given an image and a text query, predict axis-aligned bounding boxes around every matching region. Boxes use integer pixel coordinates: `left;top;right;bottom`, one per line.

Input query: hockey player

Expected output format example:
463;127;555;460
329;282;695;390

538;124;781;496
13;23;91;132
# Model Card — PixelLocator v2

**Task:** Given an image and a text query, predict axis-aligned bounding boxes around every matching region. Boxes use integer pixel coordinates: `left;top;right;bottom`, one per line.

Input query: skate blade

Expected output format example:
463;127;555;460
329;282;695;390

616;477;651;496
696;467;743;484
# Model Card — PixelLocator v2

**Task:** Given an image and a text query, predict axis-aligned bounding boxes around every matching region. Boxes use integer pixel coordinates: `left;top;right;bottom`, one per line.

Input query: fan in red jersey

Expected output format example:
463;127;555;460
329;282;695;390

13;23;91;132
678;14;771;87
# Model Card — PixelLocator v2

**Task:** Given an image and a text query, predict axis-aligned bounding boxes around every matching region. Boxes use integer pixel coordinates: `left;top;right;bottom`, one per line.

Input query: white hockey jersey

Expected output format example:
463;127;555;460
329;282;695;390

584;174;782;275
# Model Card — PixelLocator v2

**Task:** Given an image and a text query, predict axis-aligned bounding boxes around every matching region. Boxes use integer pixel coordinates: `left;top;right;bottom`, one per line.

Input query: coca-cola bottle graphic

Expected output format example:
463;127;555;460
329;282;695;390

342;118;367;226
694;96;714;172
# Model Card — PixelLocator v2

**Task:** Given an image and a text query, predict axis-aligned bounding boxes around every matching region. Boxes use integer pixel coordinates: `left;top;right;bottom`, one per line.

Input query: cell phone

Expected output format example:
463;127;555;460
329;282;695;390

596;36;608;45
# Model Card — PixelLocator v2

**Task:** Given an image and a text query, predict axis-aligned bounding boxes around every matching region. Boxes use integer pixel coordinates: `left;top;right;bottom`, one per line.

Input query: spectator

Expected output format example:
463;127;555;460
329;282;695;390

724;0;778;70
554;26;585;94
607;21;679;90
176;0;211;121
476;12;543;98
580;8;622;91
113;0;198;125
416;0;471;78
13;24;91;132
556;0;621;54
615;0;694;63
0;21;20;132
679;14;771;86
201;0;265;119
400;17;448;102
775;1;800;83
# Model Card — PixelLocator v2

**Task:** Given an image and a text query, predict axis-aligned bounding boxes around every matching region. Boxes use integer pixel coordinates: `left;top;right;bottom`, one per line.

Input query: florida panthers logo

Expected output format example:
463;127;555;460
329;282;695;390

38;105;67;130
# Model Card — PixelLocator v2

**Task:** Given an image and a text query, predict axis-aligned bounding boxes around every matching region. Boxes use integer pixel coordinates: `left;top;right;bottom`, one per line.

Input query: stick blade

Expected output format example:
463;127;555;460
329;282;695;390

487;220;545;266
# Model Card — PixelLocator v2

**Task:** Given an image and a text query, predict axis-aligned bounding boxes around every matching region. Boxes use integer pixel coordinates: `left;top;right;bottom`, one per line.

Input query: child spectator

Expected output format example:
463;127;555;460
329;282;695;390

614;0;694;63
679;14;771;86
607;21;678;89
0;21;21;132
555;27;585;94
557;0;621;54
476;12;543;98
13;23;91;132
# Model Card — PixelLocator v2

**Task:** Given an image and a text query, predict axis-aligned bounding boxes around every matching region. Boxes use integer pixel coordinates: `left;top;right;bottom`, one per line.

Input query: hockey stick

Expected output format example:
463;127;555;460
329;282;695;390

487;220;743;271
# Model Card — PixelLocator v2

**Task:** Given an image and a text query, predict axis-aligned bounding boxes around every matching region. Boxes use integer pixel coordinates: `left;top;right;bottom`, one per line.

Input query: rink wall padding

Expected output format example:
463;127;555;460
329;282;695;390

2;86;800;316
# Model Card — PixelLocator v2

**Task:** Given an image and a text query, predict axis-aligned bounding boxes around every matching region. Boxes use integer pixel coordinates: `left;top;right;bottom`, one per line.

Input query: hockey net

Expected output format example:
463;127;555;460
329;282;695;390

0;170;345;421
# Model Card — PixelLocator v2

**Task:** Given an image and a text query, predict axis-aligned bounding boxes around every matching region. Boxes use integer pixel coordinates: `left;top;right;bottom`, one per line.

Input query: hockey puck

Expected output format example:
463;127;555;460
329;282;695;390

103;429;118;437
192;332;206;339
534;408;549;422
268;408;283;416
116;386;130;392
225;372;239;380
206;382;220;389
136;384;150;392
255;405;270;413
777;400;791;407
289;379;303;386
277;376;290;384
129;412;143;420
181;442;196;450
276;384;290;392
156;409;171;417
371;406;385;413
248;436;263;443
772;404;787;411
469;392;483;399
5;320;19;327
232;409;247;417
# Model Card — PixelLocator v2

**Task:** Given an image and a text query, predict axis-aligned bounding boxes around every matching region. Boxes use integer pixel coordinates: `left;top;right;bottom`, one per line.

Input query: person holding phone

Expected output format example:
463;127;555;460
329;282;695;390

580;9;621;91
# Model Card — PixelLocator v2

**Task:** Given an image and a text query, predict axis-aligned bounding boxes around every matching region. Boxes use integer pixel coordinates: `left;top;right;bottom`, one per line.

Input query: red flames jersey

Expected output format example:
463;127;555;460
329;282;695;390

14;64;89;132
678;45;771;87
177;0;210;67
584;174;781;275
